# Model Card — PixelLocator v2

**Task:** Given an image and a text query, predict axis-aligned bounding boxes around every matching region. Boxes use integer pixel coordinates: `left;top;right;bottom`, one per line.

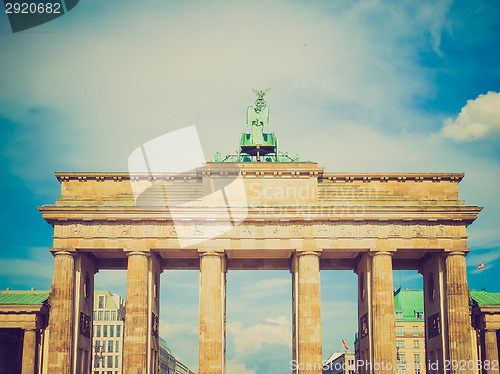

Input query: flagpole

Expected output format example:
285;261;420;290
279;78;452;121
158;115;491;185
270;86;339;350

483;263;487;291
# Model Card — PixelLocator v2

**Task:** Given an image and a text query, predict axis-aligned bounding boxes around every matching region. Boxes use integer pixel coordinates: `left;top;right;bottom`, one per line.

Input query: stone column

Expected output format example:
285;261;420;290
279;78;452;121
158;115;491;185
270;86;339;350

199;252;226;374
21;329;37;374
484;330;499;374
445;252;473;371
296;251;322;374
371;251;397;374
123;251;149;374
47;250;75;374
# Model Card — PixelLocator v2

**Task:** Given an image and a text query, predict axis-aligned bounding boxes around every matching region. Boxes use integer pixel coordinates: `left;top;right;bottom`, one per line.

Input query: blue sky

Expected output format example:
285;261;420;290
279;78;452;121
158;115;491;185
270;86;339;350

1;0;500;373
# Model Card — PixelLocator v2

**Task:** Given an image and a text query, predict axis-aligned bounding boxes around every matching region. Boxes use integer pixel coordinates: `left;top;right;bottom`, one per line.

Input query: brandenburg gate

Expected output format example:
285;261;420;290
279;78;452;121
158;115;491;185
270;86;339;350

39;91;482;374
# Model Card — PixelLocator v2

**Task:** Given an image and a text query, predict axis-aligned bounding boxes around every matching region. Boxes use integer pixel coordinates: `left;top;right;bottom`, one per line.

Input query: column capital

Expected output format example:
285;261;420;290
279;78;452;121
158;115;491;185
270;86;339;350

446;251;468;257
295;250;322;257
198;251;225;258
51;250;76;257
125;250;150;257
369;250;394;257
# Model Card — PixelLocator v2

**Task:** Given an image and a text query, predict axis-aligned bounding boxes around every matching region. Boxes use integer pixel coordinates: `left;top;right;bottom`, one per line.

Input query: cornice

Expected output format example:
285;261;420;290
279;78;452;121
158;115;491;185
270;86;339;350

54;170;465;182
321;173;464;183
38;205;482;225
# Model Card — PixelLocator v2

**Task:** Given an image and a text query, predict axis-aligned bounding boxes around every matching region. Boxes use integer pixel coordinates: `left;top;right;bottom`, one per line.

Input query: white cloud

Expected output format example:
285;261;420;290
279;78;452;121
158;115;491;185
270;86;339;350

159;321;198;337
253;278;291;290
94;270;127;295
227;317;292;354
0;0;453;180
265;316;289;326
441;92;500;141
226;360;256;374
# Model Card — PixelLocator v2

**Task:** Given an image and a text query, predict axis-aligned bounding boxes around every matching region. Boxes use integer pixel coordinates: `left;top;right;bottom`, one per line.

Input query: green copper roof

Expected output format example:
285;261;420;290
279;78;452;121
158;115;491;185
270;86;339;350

394;289;424;322
0;290;49;305
470;290;500;306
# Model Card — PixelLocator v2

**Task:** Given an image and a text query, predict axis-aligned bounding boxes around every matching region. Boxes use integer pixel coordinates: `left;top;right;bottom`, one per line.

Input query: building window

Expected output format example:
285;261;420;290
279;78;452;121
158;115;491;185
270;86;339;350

98;311;103;321
108;340;113;353
414;340;419;348
115;355;119;368
107;355;113;368
110;325;114;337
416;312;424;320
397;340;405;348
116;325;121;337
105;311;110;321
398;354;406;364
97;326;101;337
103;325;108;337
93;311;97;320
116;341;119;352
397;370;406;374
111;311;116;321
395;312;404;320
396;326;404;336
413;326;419;336
98;296;105;309
415;354;421;374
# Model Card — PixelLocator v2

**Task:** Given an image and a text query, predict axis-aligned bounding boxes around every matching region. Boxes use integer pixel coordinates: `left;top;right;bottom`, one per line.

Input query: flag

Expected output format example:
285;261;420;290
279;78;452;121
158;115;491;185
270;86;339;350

478;262;485;270
342;340;349;351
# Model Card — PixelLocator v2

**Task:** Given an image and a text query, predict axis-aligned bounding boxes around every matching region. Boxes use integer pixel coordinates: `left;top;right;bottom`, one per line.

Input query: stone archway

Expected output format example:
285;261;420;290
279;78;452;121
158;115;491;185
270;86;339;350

39;163;481;374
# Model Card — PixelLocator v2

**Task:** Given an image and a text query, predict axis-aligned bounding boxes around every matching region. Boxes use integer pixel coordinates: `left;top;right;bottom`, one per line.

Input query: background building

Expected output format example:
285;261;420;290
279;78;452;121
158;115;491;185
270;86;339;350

92;290;126;374
0;289;49;374
470;290;500;373
394;289;426;374
158;336;194;374
355;289;426;374
159;337;176;374
323;351;356;374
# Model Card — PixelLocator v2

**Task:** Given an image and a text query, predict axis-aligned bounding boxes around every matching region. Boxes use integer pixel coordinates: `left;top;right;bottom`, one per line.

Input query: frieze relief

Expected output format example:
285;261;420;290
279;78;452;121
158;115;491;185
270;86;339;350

94;224;107;237
436;224;452;237
266;222;283;237
364;224;376;236
338;225;353;237
166;225;177;237
291;223;305;237
313;223;330;237
240;224;254;237
387;224;402;237
118;224;131;237
61;220;456;241
69;223;83;237
412;224;425;237
193;226;205;237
